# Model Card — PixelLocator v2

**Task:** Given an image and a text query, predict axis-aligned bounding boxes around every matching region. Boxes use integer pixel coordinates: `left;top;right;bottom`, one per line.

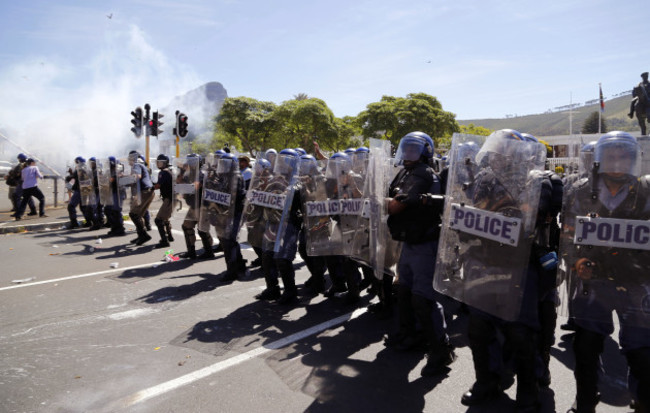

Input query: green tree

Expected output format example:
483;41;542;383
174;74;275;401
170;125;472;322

214;97;277;157
581;111;607;134
357;93;459;149
271;97;346;152
459;123;492;136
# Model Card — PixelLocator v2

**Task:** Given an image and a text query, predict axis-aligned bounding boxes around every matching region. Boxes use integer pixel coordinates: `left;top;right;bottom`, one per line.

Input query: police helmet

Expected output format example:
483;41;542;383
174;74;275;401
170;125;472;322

217;152;237;174
476;129;525;167
274;148;299;175
578;141;597;177
214;149;226;158
75;156;86;164
594;131;641;177
298;154;319;176
187;153;204;168
395;133;428;165
344;147;356;155
294;147;307;156
264;148;277;161
156;154;170;169
17;153;27;162
520;133;538;143
108;156;117;166
255;158;272;174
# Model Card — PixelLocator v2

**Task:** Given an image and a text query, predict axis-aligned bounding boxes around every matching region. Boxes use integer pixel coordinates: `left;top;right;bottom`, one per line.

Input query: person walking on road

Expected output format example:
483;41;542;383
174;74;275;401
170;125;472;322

14;158;46;220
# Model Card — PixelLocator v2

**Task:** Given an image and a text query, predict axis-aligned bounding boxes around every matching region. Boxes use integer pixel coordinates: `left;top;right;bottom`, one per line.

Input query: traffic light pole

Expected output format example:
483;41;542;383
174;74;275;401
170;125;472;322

144;104;151;167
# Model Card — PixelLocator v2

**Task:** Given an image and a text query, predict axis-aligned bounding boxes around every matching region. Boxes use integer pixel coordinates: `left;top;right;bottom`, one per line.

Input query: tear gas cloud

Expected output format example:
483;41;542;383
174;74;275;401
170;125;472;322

0;25;209;174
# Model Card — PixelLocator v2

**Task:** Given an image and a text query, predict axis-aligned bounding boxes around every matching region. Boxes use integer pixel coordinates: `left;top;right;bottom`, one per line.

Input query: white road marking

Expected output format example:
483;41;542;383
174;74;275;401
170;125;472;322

0;262;161;292
123;307;368;407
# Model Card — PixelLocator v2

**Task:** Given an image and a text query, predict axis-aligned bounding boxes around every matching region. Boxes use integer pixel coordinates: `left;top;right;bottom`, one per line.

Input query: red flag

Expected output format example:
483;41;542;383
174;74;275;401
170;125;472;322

599;84;605;112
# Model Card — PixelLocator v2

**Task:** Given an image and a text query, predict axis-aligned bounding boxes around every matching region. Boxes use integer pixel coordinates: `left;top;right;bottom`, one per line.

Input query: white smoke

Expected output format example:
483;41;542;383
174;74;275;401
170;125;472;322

0;25;202;173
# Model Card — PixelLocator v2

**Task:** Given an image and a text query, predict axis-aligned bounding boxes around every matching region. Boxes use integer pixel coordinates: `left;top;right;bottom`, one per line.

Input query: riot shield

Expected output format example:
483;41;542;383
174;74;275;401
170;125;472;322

242;153;297;252
241;158;273;248
301;156;354;256
361;138;403;280
298;156;334;255
76;161;96;207
117;158;140;211
200;154;240;239
96;158;114;208
174;156;201;221
434;132;546;321
557;139;650;330
338;157;366;253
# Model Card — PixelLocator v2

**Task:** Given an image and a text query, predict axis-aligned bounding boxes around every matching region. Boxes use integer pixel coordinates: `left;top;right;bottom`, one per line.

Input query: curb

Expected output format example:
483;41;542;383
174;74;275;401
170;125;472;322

0;220;69;234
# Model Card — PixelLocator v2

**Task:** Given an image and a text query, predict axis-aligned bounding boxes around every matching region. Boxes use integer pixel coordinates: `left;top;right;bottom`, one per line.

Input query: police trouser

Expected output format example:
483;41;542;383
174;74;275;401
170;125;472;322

129;189;155;236
342;257;361;296
181;212;212;255
397;241;449;347
68;191;83;223
219;237;244;277
155;198;174;243
298;229;326;280
468;312;538;407
573;326;650;412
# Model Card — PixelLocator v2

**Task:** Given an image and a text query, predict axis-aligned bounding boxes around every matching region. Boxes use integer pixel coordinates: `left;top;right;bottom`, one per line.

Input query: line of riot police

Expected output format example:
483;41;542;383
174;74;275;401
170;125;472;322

60;127;649;413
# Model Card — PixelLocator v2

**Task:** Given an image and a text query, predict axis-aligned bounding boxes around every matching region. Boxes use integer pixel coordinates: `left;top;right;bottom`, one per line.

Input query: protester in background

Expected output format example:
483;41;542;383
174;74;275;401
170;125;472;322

239;155;253;190
8;153;36;216
14;158;46;220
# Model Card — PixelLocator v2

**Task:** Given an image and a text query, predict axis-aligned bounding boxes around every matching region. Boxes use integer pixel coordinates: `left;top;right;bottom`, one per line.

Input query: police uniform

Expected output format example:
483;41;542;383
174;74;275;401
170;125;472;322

385;133;455;377
154;161;174;248
567;173;650;412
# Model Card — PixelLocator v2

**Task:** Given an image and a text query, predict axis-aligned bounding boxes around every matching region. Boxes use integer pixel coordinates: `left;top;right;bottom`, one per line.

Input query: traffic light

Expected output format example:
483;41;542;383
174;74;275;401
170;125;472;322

177;113;188;137
130;107;143;137
149;111;164;136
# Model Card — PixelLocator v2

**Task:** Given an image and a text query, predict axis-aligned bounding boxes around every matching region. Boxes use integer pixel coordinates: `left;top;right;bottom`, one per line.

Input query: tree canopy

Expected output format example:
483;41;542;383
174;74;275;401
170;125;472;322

357;93;459;149
214;97;358;156
581;111;607;134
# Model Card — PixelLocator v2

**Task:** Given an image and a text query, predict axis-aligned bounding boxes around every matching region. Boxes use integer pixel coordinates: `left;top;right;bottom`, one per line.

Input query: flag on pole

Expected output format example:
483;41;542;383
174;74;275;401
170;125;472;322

599;83;605;112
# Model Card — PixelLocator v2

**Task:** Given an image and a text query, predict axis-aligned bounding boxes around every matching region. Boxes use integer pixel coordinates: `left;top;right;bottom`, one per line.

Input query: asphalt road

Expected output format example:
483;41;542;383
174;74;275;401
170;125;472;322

0;204;635;413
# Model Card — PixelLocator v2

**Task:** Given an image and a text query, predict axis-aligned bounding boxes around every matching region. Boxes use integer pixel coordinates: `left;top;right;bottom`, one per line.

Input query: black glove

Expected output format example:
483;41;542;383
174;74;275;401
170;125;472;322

419;194;445;209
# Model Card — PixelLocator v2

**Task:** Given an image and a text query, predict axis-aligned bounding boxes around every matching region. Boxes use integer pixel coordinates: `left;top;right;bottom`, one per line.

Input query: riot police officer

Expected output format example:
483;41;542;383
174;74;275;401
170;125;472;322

384;131;456;377
178;154;214;259
127;151;155;246
153;154;174;248
564;131;650;413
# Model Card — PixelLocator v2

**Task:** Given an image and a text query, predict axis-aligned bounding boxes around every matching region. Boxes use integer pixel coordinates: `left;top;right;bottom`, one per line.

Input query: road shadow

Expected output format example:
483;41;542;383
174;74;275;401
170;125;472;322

136;272;226;304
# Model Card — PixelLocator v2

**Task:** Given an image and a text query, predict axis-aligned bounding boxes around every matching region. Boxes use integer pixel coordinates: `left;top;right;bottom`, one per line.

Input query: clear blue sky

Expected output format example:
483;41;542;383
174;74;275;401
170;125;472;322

0;0;648;132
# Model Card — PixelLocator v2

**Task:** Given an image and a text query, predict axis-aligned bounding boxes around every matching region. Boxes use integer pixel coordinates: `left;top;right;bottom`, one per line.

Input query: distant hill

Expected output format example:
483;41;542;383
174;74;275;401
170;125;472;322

161;81;228;139
458;94;643;136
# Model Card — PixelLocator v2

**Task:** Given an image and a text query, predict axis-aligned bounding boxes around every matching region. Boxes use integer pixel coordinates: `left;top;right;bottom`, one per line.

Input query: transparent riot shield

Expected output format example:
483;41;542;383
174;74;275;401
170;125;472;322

558;141;650;330
96;158;114;208
174;156;200;222
76;162;96;207
297;156;333;255
434;132;546;321
338;157;366;253
242;153;297;252
301;156;349;256
117;159;140;211
241;158;273;248
200;155;240;239
362;138;403;280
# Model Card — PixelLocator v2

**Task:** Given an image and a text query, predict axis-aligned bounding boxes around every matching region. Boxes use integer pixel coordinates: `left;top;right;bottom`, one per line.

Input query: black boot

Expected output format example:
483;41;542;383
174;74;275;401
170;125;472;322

278;260;297;305
165;222;174;242
197;231;214;259
179;227;196;259
155;220;169;248
421;341;456;377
